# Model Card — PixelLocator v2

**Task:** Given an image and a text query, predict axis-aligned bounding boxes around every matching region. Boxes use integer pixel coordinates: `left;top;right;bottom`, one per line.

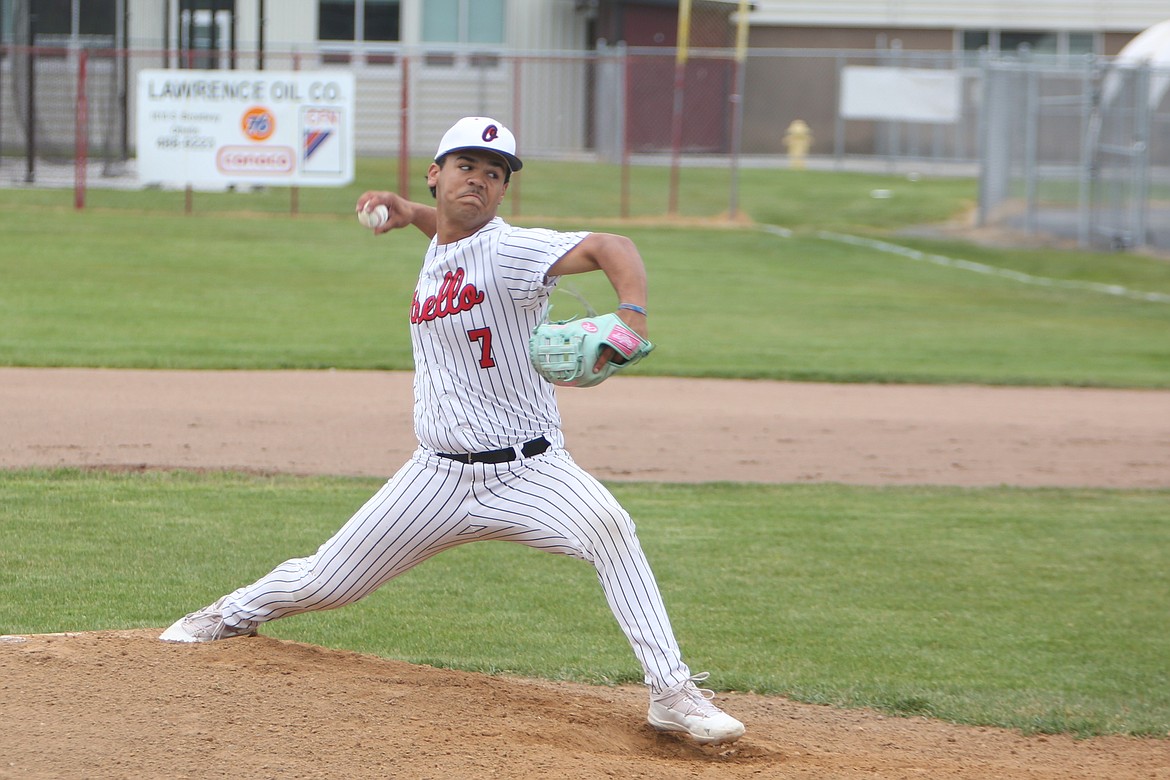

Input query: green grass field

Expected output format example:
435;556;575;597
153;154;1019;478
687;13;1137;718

1;162;1168;738
2;164;1168;384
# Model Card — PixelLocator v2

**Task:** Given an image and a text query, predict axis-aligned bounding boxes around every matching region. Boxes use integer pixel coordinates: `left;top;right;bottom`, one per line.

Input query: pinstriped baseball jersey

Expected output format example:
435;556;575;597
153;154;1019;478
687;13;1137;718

411;217;587;454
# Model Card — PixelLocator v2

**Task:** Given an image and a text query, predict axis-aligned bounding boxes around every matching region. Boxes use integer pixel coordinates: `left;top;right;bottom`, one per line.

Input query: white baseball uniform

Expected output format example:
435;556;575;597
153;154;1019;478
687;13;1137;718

213;216;693;693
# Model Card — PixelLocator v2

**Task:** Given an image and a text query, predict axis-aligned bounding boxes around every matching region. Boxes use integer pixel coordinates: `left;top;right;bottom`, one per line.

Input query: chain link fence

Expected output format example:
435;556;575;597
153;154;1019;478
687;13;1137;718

978;55;1170;252
1092;63;1170;250
1;41;1167;251
0;44;975;175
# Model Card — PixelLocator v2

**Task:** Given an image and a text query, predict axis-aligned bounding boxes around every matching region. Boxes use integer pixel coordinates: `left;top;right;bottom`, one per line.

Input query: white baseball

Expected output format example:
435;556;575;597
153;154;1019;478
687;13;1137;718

358;203;389;229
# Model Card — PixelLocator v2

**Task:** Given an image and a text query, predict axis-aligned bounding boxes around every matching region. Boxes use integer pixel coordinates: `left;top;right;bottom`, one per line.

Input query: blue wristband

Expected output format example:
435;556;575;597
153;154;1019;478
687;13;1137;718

618;302;647;316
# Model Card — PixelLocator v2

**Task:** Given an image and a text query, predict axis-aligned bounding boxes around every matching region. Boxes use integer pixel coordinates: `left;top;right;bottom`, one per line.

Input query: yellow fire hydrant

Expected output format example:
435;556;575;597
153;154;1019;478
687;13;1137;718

783;120;813;170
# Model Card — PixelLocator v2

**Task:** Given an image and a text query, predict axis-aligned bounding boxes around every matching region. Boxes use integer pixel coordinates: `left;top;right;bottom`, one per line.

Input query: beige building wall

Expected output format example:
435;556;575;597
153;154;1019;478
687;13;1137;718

748;1;1166;33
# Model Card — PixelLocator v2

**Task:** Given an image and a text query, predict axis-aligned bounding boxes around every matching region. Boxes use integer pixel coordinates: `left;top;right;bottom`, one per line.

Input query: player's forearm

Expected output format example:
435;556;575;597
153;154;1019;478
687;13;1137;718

382;195;435;238
551;233;648;308
593;234;649;311
401;201;437;239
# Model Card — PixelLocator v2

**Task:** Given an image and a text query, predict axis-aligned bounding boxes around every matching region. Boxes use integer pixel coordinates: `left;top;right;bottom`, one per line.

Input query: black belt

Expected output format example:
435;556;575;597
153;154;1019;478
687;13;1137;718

436;436;550;465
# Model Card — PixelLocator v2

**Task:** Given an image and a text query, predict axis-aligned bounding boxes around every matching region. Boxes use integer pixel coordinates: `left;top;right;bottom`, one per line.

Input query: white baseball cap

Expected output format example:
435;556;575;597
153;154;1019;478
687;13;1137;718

434;116;523;172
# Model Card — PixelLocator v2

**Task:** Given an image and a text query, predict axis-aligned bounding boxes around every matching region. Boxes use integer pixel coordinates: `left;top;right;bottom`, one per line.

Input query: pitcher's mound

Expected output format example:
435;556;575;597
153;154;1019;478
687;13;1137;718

0;630;1161;779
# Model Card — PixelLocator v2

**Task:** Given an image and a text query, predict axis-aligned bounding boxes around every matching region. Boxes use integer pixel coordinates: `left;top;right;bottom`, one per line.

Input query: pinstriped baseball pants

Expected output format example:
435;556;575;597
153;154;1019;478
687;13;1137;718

220;446;693;692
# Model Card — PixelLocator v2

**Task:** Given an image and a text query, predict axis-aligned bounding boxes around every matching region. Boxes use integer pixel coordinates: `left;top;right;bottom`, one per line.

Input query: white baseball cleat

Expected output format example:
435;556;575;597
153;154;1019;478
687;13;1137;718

159;596;257;643
647;673;746;745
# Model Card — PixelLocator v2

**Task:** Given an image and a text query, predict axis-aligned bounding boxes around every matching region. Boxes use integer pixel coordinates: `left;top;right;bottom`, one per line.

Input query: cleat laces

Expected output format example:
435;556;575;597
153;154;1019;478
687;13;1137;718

180;598;254;641
655;672;722;717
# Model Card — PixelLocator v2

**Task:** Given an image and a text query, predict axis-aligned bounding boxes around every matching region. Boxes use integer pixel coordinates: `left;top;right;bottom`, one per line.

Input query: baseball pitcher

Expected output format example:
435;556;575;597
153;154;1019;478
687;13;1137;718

160;116;745;746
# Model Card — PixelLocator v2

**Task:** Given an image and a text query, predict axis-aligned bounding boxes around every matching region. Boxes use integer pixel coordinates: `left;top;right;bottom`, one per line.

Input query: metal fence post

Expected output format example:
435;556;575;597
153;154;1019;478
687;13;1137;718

727;0;750;220
511;54;522;218
833;52;845;169
74;48;88;209
398;54;411;199
25;14;37;183
1024;61;1039;234
1133;65;1152;249
976;58;994;227
1076;56;1096;248
619;42;630;220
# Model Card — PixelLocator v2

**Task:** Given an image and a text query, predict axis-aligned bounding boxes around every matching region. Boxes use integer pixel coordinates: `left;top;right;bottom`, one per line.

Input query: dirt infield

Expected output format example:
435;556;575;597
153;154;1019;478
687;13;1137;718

2;368;1168;779
3;368;1169;487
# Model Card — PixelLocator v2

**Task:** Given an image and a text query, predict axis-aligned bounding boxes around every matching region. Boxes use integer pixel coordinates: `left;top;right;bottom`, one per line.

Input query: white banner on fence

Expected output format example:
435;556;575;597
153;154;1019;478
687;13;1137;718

136;70;355;187
839;66;960;123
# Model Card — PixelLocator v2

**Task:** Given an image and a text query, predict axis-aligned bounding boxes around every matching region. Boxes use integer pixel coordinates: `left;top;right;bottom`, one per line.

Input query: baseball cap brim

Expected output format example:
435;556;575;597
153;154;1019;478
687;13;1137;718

440;146;523;173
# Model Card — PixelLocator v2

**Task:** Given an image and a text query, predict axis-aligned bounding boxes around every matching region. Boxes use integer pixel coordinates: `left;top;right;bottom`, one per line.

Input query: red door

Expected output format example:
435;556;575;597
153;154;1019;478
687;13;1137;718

622;4;733;153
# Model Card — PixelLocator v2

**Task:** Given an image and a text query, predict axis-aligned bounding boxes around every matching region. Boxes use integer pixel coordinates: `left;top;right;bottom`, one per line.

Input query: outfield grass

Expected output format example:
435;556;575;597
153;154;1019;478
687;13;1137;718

1;469;1167;738
2;166;1168;385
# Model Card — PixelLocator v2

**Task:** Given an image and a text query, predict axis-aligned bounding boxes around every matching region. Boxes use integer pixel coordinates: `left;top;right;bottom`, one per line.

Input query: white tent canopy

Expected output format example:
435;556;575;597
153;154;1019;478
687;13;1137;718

1104;18;1170;109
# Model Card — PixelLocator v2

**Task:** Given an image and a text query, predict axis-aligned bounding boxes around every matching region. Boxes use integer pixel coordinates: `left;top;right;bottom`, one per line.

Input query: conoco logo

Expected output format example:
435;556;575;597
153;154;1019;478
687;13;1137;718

482;125;499;143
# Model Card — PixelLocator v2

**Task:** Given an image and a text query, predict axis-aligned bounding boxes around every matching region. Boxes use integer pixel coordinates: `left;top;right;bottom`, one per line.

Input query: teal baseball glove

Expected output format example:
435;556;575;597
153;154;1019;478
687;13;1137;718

529;312;654;388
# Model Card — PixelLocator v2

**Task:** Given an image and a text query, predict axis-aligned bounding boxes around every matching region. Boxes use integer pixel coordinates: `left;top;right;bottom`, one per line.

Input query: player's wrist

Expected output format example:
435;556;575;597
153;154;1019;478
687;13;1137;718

618;302;647;316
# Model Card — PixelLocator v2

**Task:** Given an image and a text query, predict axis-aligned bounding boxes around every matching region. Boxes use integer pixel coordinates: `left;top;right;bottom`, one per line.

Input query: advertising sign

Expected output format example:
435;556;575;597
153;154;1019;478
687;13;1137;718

840;66;960;123
136;70;355;187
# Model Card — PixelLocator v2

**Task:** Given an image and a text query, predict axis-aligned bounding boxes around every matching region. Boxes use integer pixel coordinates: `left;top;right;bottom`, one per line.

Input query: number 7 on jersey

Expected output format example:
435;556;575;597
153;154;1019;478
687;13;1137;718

467;327;496;369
